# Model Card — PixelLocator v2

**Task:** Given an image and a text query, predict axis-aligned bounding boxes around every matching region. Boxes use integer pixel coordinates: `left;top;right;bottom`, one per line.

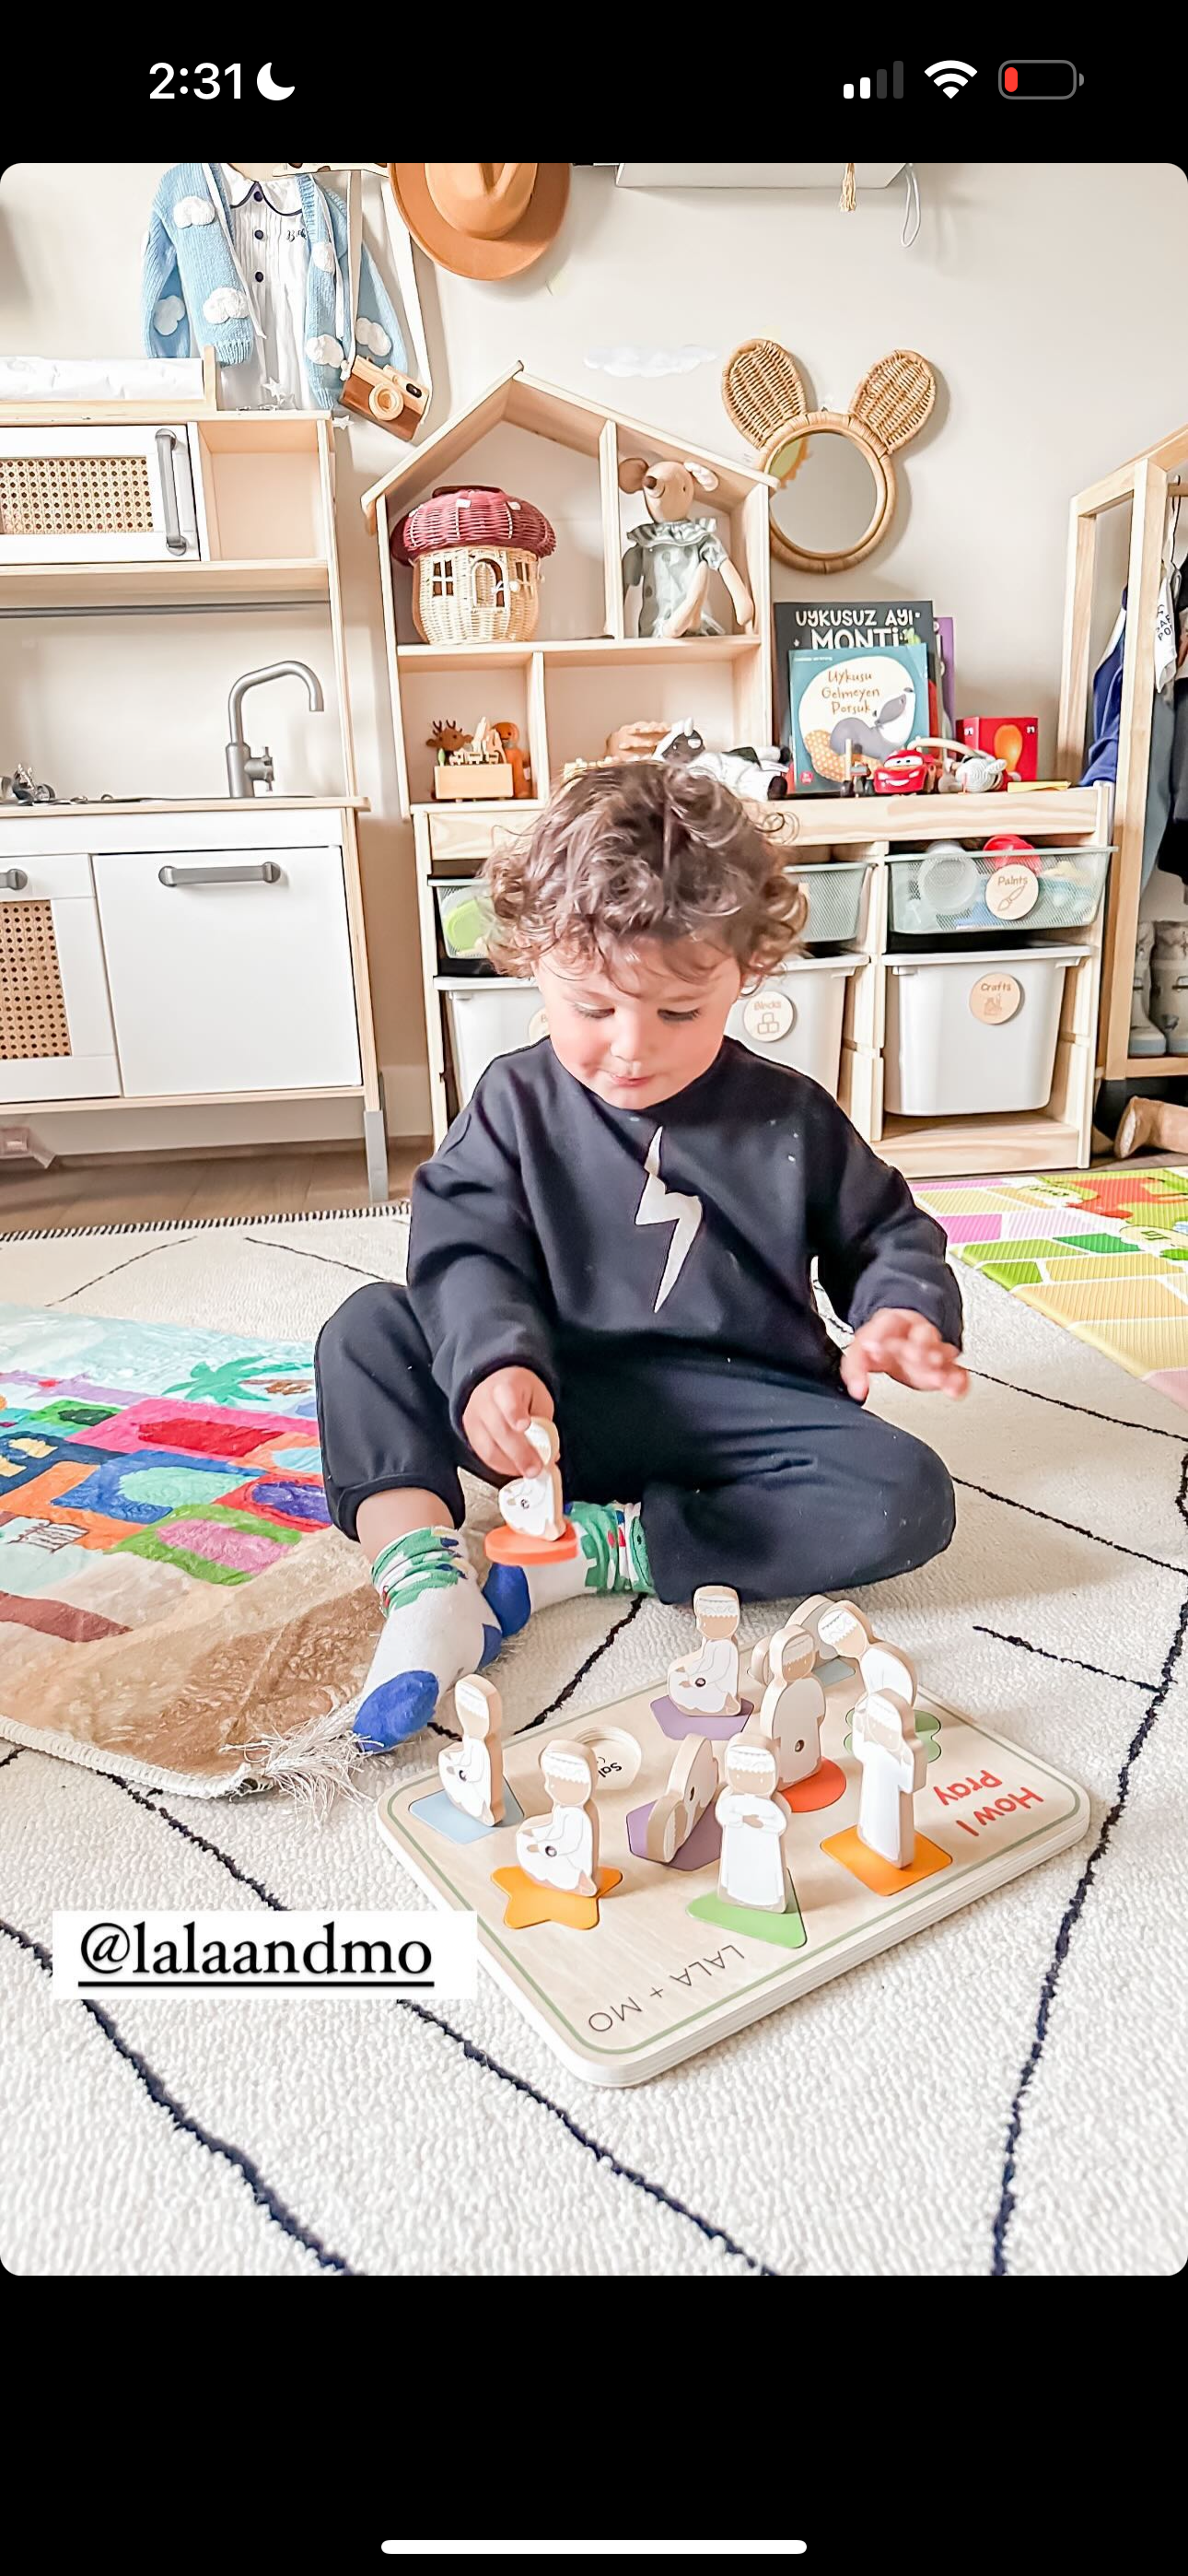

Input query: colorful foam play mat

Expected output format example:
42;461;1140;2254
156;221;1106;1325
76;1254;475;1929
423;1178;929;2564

0;1305;378;1796
915;1165;1188;1411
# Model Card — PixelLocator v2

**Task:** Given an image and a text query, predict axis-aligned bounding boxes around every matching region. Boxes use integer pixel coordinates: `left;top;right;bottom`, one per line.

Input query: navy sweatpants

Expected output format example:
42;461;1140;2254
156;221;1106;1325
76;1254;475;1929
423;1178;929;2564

314;1283;955;1606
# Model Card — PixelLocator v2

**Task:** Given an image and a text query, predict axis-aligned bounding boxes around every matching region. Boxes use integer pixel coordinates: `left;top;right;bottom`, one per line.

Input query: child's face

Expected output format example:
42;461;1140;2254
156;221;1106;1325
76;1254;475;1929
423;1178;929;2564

535;938;744;1111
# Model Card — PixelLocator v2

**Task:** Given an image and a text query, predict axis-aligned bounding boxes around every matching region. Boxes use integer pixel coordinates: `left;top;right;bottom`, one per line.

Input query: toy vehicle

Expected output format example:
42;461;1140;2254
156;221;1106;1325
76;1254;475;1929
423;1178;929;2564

872;750;931;795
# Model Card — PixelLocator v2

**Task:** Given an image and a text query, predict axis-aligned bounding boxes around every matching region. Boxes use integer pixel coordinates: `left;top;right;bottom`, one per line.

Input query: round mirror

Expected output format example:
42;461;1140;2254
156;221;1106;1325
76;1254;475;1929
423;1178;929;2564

767;424;891;573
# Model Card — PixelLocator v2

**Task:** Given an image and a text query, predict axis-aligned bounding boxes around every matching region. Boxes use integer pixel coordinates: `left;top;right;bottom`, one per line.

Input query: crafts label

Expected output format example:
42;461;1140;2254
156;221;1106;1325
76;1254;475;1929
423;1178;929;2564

984;863;1040;920
970;972;1022;1025
742;989;795;1044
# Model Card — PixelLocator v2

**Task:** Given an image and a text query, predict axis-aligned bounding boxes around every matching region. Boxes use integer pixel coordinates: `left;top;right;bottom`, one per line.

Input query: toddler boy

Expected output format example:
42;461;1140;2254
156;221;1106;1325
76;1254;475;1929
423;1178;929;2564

315;763;965;1748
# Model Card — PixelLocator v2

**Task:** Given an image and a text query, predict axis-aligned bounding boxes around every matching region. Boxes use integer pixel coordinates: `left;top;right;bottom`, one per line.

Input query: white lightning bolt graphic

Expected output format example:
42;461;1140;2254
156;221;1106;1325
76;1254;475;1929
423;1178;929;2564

635;1127;703;1312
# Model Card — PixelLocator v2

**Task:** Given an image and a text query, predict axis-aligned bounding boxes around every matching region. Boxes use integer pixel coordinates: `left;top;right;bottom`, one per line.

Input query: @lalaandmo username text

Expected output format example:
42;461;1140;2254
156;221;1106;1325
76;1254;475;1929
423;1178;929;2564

52;1910;476;1996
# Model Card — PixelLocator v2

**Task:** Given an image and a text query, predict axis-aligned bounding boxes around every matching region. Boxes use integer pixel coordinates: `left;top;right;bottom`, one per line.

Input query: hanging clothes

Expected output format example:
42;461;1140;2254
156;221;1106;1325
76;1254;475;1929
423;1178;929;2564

142;163;405;412
1081;594;1126;787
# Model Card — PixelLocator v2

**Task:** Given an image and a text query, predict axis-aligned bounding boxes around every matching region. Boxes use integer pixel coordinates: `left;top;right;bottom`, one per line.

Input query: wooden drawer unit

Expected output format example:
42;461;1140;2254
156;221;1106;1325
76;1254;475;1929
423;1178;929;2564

0;849;120;1100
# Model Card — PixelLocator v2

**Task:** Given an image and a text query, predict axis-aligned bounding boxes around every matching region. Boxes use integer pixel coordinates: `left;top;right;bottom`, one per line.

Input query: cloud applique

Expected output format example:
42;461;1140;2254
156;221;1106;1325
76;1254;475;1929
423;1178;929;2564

585;343;716;381
173;195;215;228
203;287;250;325
310;240;336;275
355;316;391;357
306;334;344;367
152;296;186;337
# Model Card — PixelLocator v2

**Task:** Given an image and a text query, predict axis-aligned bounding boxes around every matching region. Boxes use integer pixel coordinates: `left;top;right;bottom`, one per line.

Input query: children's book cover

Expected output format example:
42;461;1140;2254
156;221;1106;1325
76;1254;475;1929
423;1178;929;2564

775;599;936;748
788;640;930;791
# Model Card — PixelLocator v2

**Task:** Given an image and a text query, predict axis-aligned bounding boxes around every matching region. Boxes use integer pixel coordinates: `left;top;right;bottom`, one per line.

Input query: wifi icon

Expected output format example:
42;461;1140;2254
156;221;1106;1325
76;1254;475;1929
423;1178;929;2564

926;58;978;94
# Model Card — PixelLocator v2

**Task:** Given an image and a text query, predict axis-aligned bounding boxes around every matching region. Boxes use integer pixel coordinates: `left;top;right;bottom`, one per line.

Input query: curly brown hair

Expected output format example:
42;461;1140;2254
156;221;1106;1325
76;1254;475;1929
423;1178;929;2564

483;762;805;981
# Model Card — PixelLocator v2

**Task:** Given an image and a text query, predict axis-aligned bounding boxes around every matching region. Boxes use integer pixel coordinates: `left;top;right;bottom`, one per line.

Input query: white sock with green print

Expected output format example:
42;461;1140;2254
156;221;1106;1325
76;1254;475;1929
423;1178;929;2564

354;1525;503;1751
483;1500;654;1638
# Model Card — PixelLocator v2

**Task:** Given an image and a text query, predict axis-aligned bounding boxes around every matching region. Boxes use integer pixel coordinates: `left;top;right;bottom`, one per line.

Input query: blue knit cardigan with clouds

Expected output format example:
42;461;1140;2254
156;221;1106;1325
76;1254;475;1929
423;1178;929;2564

142;163;406;410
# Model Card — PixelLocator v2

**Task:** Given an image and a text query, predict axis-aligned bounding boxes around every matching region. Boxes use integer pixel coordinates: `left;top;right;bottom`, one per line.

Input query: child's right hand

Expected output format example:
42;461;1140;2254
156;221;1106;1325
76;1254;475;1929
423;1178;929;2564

462;1367;555;1478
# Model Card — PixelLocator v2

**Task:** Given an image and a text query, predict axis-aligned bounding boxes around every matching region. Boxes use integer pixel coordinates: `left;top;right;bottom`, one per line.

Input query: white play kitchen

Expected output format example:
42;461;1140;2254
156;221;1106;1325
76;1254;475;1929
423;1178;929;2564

0;358;387;1197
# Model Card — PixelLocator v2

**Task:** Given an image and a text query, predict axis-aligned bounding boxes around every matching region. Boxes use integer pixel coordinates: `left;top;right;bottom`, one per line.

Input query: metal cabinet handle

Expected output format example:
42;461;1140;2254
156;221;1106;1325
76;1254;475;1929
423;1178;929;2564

157;861;283;887
156;428;188;556
1;868;29;892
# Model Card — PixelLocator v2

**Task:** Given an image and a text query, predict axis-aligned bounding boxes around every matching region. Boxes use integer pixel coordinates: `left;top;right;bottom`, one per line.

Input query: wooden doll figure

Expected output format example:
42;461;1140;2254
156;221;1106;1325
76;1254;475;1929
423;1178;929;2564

515;1739;600;1897
753;1631;825;1788
851;1689;926;1870
437;1674;504;1827
715;1738;791;1914
646;1733;719;1865
668;1584;741;1716
498;1416;565;1543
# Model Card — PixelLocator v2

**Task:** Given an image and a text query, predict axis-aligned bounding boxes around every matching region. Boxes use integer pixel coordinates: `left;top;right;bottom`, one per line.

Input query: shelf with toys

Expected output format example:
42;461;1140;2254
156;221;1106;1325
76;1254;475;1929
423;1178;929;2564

363;365;1109;1172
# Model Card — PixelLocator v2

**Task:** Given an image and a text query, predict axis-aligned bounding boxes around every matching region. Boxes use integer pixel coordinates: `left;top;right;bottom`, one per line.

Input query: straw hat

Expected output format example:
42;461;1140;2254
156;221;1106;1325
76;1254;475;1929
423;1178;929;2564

388;163;569;280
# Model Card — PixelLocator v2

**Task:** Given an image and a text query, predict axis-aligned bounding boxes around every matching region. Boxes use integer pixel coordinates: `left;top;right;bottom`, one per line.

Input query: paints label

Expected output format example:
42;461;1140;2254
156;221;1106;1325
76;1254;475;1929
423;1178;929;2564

984;863;1039;920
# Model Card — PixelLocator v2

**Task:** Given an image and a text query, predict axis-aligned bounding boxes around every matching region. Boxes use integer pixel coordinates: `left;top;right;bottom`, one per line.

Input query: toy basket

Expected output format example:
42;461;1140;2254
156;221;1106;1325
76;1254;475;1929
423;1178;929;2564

787;861;869;950
392;486;556;646
888;845;1111;949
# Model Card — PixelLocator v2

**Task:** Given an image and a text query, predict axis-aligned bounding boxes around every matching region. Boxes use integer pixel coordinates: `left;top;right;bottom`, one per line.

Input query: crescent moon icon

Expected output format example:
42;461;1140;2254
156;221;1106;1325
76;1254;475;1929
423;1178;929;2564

256;62;296;99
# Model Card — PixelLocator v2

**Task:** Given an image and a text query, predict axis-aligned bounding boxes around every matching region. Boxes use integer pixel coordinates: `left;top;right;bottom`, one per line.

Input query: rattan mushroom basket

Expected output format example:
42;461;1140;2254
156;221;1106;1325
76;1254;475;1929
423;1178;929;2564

390;483;557;643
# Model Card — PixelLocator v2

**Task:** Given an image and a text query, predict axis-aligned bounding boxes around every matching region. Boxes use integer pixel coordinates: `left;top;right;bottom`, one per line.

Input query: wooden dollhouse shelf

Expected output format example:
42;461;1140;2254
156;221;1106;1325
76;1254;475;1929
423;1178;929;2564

0;558;331;611
394;635;762;669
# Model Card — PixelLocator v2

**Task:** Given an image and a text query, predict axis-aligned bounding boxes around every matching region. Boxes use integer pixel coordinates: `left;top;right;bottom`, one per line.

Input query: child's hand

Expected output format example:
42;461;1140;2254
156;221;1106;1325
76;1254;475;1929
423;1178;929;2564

462;1367;555;1478
841;1308;968;1403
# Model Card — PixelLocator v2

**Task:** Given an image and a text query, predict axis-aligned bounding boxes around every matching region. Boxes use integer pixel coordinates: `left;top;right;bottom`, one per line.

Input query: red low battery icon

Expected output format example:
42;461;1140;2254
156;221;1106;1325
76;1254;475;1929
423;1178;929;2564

1000;60;1082;96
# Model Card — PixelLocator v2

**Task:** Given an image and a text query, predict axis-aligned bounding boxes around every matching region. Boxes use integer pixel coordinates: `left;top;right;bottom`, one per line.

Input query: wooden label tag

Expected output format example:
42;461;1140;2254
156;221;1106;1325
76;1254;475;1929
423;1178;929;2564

743;989;796;1043
970;972;1022;1025
984;863;1040;921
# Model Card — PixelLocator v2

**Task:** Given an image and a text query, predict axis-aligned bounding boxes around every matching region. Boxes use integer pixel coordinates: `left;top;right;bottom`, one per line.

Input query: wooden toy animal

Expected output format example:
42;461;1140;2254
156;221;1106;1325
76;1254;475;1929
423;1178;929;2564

437;1673;504;1827
498;1416;565;1543
668;1584;741;1716
516;1739;600;1896
619;456;754;641
852;1689;926;1870
646;1734;719;1865
715;1737;792;1913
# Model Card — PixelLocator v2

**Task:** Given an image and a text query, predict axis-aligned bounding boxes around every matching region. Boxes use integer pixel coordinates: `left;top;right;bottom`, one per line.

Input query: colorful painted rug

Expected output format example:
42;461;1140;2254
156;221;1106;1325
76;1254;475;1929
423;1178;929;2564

0;1303;378;1796
916;1164;1188;1411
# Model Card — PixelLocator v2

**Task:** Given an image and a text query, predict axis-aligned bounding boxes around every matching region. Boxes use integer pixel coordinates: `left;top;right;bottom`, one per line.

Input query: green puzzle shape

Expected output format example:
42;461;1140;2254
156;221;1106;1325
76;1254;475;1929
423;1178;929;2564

979;1260;1044;1288
687;1889;808;1950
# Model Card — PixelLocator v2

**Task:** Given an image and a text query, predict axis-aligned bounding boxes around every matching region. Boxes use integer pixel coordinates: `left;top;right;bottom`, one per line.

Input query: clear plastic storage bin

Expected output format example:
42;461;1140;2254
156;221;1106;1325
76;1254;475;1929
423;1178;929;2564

888;845;1110;943
883;947;1083;1117
445;979;544;1102
786;861;869;950
433;877;495;971
728;955;859;1094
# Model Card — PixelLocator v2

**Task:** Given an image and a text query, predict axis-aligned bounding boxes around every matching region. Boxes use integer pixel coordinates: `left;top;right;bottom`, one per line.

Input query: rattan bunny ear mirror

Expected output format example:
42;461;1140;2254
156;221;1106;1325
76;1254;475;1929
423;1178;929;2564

722;340;936;574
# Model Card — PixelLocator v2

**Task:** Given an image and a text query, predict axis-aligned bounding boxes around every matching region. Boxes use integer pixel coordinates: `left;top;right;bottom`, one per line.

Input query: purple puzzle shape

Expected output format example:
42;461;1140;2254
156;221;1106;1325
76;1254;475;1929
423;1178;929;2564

650;1692;753;1744
626;1796;723;1872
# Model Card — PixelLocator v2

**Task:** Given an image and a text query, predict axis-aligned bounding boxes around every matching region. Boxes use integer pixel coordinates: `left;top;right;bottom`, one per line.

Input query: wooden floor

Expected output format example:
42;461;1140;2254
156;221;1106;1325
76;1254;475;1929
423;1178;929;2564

0;1142;429;1232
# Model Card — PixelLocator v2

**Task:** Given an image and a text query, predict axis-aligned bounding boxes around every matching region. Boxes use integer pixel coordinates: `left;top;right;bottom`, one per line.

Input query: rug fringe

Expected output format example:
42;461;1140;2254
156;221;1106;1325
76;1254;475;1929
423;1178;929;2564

0;1202;411;1243
240;1701;373;1819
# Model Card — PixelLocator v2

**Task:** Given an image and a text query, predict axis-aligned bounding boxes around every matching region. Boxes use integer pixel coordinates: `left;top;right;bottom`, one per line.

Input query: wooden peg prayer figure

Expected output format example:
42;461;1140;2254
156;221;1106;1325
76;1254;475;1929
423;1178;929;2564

668;1584;741;1717
750;1616;815;1692
812;1597;875;1667
515;1739;600;1897
646;1734;719;1865
498;1415;565;1544
715;1737;792;1914
851;1689;926;1871
752;1631;826;1789
437;1673;504;1827
857;1639;918;1711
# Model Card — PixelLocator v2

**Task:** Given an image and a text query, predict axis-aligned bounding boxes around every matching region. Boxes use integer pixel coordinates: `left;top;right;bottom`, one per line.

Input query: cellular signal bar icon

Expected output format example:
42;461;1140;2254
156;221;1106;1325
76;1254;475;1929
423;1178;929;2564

843;64;904;99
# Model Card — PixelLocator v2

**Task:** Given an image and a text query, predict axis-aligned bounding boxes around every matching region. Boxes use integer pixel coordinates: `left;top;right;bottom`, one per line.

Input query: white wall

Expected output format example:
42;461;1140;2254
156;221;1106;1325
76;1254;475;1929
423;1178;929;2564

2;160;1186;1146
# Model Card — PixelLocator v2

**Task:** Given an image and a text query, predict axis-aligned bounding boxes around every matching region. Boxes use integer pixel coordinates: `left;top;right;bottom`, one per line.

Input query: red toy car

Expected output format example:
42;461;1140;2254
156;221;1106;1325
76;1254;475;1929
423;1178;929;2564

872;750;931;795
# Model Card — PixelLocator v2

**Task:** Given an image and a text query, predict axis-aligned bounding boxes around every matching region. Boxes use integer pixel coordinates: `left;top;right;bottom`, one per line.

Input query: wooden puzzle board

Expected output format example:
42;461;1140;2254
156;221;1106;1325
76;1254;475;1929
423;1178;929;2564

376;1669;1089;2086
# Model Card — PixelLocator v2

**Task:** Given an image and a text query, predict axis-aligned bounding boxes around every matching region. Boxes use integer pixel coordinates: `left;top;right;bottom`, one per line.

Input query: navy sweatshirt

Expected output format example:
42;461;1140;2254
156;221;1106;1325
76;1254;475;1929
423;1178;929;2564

407;1038;962;1431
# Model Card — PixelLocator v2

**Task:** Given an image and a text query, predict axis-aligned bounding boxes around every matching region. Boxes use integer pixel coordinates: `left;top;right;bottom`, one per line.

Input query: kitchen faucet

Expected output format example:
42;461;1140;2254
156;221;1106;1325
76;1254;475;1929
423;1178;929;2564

225;662;324;798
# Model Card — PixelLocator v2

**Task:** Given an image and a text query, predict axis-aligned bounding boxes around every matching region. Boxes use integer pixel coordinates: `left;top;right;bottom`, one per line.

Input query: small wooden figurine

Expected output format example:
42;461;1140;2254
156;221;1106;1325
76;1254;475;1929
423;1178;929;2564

498;1415;565;1543
606;720;670;760
619;456;754;641
751;1631;825;1789
494;720;532;798
515;1739;600;1897
852;1689;927;1871
857;1639;918;1709
668;1584;741;1716
437;1673;504;1827
715;1737;792;1914
430;712;515;801
750;1614;815;1692
646;1734;719;1865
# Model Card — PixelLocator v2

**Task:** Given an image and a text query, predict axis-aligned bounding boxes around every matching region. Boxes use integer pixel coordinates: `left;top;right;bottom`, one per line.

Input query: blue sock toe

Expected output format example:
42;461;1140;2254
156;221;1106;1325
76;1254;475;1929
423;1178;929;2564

354;1669;439;1751
478;1618;505;1669
483;1563;532;1638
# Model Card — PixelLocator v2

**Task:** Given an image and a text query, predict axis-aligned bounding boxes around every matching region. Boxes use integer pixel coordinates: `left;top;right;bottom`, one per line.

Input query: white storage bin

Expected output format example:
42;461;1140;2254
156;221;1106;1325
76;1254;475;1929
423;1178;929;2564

445;979;545;1103
884;947;1083;1117
728;955;859;1094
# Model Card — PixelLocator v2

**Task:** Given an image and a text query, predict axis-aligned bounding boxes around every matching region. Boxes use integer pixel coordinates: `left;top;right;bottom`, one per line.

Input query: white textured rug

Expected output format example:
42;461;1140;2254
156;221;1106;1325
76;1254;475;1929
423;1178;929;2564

2;1203;1184;2277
